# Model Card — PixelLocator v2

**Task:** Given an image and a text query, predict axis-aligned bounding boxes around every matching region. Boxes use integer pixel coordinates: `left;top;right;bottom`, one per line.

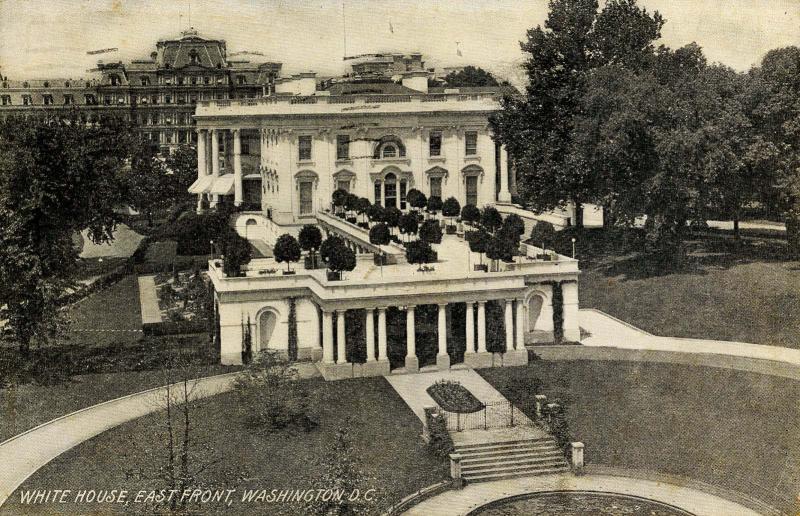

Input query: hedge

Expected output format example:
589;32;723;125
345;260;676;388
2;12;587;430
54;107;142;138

142;319;208;337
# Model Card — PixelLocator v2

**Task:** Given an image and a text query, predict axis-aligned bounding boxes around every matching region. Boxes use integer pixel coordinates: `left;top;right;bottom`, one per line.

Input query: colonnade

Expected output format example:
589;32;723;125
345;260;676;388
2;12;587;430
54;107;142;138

320;298;529;378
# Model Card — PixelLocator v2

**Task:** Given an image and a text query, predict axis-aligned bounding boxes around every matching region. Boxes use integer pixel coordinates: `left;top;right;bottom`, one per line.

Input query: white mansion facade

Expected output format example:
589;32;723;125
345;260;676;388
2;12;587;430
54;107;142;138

191;64;581;379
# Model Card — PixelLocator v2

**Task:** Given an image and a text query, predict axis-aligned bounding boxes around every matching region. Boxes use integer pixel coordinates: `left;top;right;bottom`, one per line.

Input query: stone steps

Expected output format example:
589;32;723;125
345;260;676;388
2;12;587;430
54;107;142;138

455;437;570;484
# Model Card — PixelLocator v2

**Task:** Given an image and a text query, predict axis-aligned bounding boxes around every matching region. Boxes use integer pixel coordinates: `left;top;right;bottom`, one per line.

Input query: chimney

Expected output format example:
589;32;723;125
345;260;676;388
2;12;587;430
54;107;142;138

401;70;428;94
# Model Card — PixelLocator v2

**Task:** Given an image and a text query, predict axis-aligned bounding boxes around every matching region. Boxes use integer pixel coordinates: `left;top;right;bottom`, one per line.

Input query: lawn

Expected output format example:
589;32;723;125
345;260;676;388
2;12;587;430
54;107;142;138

481;360;800;514
547;227;800;348
3;377;447;515
0;364;237;442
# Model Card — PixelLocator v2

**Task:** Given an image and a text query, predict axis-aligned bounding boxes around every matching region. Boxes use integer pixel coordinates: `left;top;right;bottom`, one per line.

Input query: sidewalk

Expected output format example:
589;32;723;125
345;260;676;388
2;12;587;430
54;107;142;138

0;363;320;509
405;473;761;516
137;275;162;324
578;308;800;368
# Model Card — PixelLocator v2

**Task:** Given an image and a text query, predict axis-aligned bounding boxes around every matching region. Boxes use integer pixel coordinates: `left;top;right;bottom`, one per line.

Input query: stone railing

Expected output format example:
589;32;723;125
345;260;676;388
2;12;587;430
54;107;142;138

196;92;500;110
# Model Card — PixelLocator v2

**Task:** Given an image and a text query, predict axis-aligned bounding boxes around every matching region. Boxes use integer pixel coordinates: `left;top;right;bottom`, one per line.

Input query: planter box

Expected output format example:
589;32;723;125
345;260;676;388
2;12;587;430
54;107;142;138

374;254;387;266
536;254;552;261
282;270;296;275
327;271;342;281
473;264;488;272
346;217;357;224
304;255;319;269
446;225;457;235
390;235;401;244
357;222;370;229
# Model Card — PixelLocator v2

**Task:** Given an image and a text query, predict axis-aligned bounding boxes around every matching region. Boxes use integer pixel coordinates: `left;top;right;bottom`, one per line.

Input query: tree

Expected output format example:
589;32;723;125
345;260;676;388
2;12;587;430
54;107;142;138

332;188;348;214
356;196;372;223
369;223;390;246
406;240;438;266
344;193;359;219
466;230;489;265
461;204;481;226
444;66;500;87
419;219;443;244
442;197;461;227
221;230;251;277
490;0;664;228
481;206;503;234
366;203;385;224
486;234;515;270
530;221;557;251
407;188;427;212
0;113;132;354
298;225;322;265
163;144;199;209
398;212;419;242
124;140;169;227
384;206;401;235
320;236;356;280
274;234;301;272
427;196;443;218
502;213;526;241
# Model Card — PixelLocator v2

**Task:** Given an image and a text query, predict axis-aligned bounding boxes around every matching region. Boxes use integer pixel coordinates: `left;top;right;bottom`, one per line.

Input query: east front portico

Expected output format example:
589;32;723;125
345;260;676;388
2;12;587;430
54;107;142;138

208;232;580;380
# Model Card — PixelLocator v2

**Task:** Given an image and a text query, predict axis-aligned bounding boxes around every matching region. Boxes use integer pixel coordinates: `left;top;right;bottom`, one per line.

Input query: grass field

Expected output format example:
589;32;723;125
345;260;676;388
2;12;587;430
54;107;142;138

481;360;800;514
3;377;448;515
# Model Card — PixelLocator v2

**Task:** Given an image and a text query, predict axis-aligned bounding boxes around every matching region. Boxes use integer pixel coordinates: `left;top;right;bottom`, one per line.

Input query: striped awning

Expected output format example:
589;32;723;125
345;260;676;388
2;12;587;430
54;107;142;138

209;174;235;195
188;175;214;194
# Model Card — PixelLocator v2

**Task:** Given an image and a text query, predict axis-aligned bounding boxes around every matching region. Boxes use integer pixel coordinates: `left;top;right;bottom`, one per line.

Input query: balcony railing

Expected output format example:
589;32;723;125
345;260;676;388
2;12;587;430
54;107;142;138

196;91;500;109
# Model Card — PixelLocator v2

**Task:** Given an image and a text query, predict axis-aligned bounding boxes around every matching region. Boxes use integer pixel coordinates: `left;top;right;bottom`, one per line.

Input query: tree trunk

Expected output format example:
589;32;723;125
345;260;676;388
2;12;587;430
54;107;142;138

787;216;800;259
573;201;584;229
733;211;740;241
602;202;614;230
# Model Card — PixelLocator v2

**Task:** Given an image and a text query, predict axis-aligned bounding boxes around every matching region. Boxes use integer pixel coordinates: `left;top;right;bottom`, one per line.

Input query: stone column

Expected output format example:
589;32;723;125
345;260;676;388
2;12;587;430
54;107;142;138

561;281;581;342
322;310;334;364
336;310;346;364
465;302;475;354
504;299;514;351
365;308;375;362
515;298;526;349
405;306;419;372
233;128;243;207
437;303;450;369
377;307;388;361
477;301;487;353
196;129;207;213
498;145;511;203
210;129;220;207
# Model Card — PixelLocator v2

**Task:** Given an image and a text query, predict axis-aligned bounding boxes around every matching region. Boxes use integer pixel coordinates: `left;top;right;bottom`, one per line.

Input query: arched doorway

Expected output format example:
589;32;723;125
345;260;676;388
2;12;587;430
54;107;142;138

259;310;278;351
527;295;544;332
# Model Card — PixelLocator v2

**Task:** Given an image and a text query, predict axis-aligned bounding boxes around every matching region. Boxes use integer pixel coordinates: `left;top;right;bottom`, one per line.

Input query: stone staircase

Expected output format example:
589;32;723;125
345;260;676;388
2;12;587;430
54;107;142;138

456;436;570;483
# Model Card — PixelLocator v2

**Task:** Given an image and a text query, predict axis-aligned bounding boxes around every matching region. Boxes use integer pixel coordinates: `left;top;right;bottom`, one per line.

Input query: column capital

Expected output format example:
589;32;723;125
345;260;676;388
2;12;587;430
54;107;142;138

477;300;486;306
232;127;241;136
377;306;388;312
405;304;416;311
437;303;448;308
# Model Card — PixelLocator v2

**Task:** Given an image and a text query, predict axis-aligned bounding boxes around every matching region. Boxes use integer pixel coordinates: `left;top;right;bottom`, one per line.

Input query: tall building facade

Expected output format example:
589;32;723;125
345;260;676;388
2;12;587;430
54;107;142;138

0;29;281;151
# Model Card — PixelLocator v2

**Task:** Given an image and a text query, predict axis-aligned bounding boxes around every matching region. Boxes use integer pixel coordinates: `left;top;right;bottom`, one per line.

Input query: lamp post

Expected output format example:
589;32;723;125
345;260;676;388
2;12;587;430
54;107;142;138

210;240;214;260
571;237;576;259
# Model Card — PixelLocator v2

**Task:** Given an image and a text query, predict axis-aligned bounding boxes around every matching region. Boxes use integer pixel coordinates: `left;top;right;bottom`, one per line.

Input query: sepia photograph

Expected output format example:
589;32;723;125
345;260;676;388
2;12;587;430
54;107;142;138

0;0;799;514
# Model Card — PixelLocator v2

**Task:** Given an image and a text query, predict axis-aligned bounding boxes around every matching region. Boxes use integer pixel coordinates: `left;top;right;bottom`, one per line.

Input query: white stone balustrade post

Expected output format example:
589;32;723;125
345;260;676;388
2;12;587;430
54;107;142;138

534;394;547;418
571;442;585;471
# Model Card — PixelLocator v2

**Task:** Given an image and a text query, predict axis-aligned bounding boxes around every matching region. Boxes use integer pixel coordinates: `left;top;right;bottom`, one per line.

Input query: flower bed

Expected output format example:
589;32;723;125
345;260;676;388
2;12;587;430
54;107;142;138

426;380;484;413
154;270;211;324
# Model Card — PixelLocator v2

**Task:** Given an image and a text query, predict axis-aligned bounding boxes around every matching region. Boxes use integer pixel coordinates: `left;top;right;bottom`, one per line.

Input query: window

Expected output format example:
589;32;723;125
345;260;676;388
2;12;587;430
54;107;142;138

178;130;188;143
165;94;172;104
466;176;478;206
151;94;158;105
382;144;397;159
177;94;185;104
298;135;312;161
374;181;382;206
237;76;246;85
189;49;199;64
109;75;120;86
191;76;197;85
84;94;97;105
43;81;50;88
384;173;397;208
203;76;210;85
465;131;478;155
65;81;70;88
241;141;250;155
336;135;350;160
103;95;112;105
430;177;442;199
141;77;150;86
165;131;174;144
399;180;407;209
130;94;137;105
63;94;74;105
299;181;313;215
429;131;442;156
1;95;11;105
177;76;184;85
337;180;350;192
22;95;32;106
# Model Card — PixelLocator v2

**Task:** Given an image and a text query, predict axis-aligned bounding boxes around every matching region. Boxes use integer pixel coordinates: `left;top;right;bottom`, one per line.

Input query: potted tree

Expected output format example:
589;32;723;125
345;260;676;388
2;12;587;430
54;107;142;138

466;230;489;271
405;240;437;270
356;197;371;229
332;188;348;217
299;224;323;269
384;206;402;244
481;206;503;234
221;231;252;277
530;220;556;259
320;235;356;281
369;223;390;266
461;204;481;229
442;197;461;234
366;203;385;226
274;233;301;274
407;188;427;221
486;233;514;272
427;195;443;222
398;212;419;243
344;193;359;224
419;219;443;245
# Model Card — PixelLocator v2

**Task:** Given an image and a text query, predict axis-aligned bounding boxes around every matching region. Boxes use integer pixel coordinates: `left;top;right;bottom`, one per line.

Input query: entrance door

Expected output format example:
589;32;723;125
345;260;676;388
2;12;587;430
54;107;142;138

259;311;277;351
466;176;478;206
384;173;397;208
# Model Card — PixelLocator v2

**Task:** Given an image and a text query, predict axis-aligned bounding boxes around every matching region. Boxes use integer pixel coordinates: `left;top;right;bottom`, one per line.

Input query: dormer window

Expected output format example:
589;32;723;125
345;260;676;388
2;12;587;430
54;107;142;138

64;81;70;88
1;82;7;88
237;75;246;85
22;95;32;106
177;76;184;85
141;77;150;86
109;75;120;86
23;81;29;88
43;81;49;88
189;49;199;64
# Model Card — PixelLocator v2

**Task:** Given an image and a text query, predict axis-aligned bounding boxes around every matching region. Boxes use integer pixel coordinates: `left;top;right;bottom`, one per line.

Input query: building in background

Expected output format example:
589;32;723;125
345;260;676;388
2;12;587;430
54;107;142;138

0;29;282;152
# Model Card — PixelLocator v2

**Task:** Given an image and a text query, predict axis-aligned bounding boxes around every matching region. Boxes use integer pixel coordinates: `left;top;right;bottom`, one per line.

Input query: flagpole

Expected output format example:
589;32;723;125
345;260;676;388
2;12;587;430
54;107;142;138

342;0;347;58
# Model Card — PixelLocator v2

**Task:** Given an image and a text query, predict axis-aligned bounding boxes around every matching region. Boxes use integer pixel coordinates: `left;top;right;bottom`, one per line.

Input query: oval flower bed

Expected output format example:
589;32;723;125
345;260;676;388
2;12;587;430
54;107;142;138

426;380;484;413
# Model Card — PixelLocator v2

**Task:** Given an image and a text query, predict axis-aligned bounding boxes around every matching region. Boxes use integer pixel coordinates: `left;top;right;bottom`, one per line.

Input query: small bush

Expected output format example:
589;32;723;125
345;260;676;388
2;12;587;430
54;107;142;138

424;407;454;458
530;220;556;248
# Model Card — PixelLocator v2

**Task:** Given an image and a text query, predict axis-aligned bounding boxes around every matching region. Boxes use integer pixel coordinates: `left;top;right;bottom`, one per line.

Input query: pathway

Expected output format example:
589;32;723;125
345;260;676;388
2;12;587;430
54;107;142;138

79;224;144;259
385;369;544;444
578;308;800;368
137;275;162;324
0;364;320;509
404;473;762;516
